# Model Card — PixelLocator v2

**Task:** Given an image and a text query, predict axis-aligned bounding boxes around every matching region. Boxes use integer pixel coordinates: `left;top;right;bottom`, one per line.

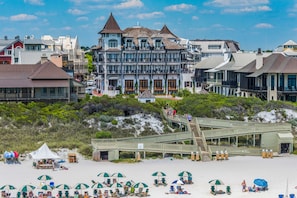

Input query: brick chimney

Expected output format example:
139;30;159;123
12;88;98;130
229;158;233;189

41;53;48;64
256;48;263;70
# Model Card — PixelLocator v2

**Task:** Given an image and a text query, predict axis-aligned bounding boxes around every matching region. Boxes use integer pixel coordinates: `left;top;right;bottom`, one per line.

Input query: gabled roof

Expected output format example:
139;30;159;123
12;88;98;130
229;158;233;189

99;13;123;34
283;40;297;46
160;25;177;38
194;56;224;69
29;61;71;80
138;90;155;98
0;61;71;88
237;53;297;77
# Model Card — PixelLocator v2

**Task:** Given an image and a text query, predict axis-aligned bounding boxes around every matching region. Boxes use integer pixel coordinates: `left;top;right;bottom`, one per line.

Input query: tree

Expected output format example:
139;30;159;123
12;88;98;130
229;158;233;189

85;54;95;73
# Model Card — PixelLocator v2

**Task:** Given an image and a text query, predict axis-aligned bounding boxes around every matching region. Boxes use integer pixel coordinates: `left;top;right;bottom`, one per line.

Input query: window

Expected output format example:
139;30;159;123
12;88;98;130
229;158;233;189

50;88;55;96
154;80;162;90
155;39;161;48
125;80;134;90
288;75;296;88
108;39;118;48
140;39;147;49
126;39;132;48
271;75;275;90
42;88;47;96
208;45;221;49
139;80;148;90
58;88;63;95
168;80;176;90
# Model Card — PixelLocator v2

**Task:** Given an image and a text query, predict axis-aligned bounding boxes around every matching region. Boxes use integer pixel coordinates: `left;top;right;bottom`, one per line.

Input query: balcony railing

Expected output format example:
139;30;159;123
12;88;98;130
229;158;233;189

222;80;237;88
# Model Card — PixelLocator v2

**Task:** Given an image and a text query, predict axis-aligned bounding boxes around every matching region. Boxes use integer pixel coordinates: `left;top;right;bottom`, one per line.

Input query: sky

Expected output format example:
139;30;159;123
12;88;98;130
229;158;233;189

0;0;297;51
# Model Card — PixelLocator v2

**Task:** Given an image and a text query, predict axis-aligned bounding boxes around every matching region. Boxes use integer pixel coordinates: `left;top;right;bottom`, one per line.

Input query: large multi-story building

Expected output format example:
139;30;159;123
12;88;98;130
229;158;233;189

92;13;191;96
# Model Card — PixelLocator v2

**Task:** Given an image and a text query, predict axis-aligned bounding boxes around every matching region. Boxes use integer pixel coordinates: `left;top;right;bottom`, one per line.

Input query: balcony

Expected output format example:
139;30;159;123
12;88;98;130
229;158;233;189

222;81;237;88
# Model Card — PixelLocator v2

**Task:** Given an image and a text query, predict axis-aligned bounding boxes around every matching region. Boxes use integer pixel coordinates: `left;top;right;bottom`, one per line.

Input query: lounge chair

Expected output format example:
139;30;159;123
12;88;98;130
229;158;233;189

65;191;69;198
161;178;167;186
210;185;216;195
226;186;231;195
154;179;159;187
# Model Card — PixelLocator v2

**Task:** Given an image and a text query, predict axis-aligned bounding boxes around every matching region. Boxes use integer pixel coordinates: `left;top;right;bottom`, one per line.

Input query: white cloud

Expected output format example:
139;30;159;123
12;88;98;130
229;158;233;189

192;16;199;20
130;12;164;19
206;0;269;7
10;14;37;21
114;0;144;9
254;23;273;28
77;16;89;21
62;26;72;30
24;0;44;6
223;6;271;13
67;8;87;15
164;3;196;12
205;0;271;13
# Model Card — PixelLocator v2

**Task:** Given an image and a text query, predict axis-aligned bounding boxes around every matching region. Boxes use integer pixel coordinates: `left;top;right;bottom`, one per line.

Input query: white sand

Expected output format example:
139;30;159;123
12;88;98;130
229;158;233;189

1;155;297;198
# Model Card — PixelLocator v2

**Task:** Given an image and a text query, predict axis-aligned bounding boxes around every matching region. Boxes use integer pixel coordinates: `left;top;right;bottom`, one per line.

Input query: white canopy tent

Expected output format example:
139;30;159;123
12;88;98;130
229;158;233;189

29;143;60;160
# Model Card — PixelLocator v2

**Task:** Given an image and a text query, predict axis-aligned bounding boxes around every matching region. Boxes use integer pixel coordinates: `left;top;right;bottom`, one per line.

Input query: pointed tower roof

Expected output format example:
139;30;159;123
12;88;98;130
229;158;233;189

99;13;123;34
160;24;177;38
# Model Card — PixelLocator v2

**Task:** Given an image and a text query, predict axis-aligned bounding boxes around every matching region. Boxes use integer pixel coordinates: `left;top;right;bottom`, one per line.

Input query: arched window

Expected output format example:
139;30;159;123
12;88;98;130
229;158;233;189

108;39;118;48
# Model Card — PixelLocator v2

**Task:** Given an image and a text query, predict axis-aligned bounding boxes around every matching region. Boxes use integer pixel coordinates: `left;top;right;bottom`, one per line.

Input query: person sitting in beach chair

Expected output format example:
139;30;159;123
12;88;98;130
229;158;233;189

169;185;175;194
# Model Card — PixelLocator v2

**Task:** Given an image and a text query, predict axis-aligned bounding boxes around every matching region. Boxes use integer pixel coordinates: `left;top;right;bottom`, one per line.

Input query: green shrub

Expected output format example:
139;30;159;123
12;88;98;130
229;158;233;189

111;119;118;125
78;144;93;158
95;131;112;138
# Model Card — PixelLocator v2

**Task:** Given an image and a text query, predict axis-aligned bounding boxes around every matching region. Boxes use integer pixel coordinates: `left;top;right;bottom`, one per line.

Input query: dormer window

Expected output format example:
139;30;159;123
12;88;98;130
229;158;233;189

126;39;132;48
155;39;161;49
108;39;118;48
140;39;147;49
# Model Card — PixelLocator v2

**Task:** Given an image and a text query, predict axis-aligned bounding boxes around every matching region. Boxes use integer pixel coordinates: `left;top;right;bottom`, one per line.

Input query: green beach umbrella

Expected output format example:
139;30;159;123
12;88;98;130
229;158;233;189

40;184;54;191
152;171;166;179
110;182;123;188
178;171;192;178
20;185;36;192
111;172;126;178
37;174;53;181
0;185;16;191
125;180;135;187
55;184;71;190
209;179;224;186
74;183;89;190
97;172;110;178
133;182;148;189
91;182;104;189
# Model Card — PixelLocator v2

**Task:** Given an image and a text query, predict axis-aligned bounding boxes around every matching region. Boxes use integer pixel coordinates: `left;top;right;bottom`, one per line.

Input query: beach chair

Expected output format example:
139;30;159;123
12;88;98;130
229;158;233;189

162;177;167;186
65;191;69;198
154;179;159;187
226;186;231;195
17;192;21;198
129;187;135;196
188;176;193;184
210;185;216;195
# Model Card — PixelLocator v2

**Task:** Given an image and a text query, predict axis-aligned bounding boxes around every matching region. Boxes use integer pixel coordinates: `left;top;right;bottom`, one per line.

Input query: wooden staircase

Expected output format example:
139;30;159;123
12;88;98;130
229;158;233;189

189;119;212;162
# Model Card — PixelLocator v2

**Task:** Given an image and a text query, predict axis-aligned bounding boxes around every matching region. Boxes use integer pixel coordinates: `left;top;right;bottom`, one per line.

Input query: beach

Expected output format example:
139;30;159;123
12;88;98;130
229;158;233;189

1;154;297;198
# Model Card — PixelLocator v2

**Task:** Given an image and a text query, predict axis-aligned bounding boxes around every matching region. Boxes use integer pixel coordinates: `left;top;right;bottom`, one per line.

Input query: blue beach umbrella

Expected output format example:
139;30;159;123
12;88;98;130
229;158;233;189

254;178;268;187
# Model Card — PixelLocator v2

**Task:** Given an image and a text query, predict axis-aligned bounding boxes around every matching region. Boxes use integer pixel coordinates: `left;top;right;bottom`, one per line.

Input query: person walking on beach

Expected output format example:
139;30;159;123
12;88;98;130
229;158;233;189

241;180;247;192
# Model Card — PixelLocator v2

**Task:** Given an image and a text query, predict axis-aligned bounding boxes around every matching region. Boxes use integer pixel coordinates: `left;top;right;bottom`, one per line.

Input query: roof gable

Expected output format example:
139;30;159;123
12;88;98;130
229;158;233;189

160;25;177;38
99;13;123;34
29;61;71;80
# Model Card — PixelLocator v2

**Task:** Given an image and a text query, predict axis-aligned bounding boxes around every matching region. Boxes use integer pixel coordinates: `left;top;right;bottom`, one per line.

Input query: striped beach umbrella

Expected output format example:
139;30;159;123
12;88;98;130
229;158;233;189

91;182;104;189
125;180;135;187
110;182;123;188
152;171;166;177
19;185;36;192
133;182;148;189
37;174;53;181
74;183;89;190
178;171;192;178
0;185;16;191
40;184;54;191
209;179;224;186
97;172;110;178
55;184;71;190
111;172;126;178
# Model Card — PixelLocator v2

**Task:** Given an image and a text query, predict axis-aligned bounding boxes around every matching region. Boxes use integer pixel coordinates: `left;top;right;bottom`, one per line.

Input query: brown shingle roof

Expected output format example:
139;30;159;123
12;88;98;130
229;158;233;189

160;25;178;38
0;61;71;88
99;13;123;34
